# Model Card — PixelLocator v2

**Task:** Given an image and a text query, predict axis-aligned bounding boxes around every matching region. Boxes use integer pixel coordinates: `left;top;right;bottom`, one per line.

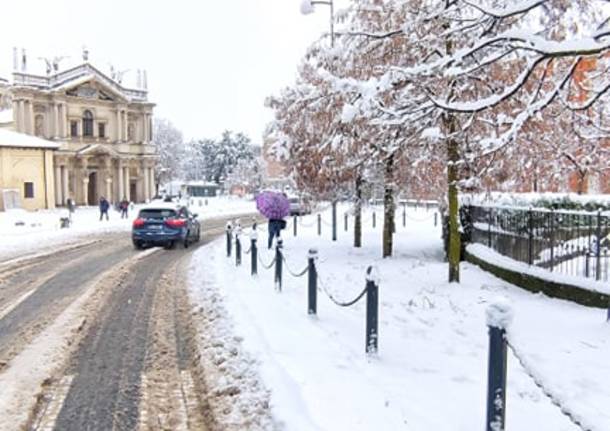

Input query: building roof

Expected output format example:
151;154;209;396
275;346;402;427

0;128;60;149
12;63;149;103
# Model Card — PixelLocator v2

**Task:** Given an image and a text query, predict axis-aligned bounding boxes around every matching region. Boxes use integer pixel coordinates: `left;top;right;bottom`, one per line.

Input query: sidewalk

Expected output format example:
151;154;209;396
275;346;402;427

189;205;610;431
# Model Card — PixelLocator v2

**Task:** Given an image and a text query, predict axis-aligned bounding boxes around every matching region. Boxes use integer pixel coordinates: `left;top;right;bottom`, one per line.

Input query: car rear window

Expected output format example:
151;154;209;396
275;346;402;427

139;209;177;219
289;198;299;203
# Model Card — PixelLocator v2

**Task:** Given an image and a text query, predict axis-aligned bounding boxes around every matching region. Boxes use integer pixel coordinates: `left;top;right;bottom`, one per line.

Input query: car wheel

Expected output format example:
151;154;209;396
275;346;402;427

133;240;144;250
165;241;175;250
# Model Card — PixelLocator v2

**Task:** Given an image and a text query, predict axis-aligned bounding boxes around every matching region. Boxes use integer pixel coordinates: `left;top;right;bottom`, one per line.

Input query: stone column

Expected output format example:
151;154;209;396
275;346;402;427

143;114;148;144
54;165;62;206
28;101;34;135
19;100;25;133
124;111;128;142
149;167;156;198
82;178;89;206
63;103;69;138
54;104;59;139
62;166;69;205
143;165;150;202
124;165;131;201
116;109;121;141
106;178;113;203
117;162;124;201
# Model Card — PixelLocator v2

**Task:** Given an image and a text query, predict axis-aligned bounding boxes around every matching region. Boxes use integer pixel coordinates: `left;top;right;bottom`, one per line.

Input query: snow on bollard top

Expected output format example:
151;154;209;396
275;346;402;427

486;297;513;330
300;0;315;15
366;265;380;285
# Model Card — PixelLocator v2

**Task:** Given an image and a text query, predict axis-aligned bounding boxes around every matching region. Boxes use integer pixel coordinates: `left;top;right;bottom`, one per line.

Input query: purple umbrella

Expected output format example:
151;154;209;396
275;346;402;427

256;191;290;220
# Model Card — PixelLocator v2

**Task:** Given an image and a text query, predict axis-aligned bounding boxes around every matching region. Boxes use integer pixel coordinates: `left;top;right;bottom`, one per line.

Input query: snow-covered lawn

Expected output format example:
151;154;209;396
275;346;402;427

189;205;610;431
0;196;256;259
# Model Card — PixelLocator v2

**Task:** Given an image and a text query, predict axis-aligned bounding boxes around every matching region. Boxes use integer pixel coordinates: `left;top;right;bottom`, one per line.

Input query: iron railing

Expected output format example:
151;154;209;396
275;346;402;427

466;206;610;283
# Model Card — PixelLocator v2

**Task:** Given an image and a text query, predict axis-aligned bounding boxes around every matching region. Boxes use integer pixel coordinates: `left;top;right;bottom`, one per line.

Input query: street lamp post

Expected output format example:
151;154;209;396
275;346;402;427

300;0;335;48
302;0;337;240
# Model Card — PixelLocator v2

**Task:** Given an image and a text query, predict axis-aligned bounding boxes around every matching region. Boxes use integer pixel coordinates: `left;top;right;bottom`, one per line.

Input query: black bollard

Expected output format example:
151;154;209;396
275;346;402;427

317;214;322;236
293;215;298;237
485;302;511;431
344;212;348;232
365;266;379;355
235;234;242;266
226;223;233;257
332;201;337;241
434;212;438;227
372;212;376;229
403;209;406;227
251;236;258;276
275;238;283;291
308;249;318;315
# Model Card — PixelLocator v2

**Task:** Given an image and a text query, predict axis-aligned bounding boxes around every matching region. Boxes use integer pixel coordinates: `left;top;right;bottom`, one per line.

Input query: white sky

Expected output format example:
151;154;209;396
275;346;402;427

0;0;348;143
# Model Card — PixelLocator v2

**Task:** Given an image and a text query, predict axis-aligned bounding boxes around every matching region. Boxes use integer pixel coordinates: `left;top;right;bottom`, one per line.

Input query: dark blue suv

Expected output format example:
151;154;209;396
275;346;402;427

132;204;201;249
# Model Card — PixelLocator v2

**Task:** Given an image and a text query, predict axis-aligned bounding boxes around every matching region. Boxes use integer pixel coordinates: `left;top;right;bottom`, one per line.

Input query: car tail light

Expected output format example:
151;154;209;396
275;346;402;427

165;218;186;228
133;218;145;228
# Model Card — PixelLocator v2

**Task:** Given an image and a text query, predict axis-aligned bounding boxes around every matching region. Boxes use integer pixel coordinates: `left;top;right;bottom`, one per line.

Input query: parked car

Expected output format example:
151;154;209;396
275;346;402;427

132;204;201;250
288;197;311;216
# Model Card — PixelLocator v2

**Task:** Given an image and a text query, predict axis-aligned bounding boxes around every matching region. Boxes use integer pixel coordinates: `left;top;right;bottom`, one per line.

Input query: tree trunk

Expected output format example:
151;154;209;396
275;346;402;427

354;174;362;248
447;128;461;283
444;22;460;283
383;154;395;258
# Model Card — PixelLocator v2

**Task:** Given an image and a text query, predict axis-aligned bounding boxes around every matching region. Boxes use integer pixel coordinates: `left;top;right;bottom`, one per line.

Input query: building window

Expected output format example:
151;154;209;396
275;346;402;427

83;110;94;137
24;182;34;199
70;121;78;137
98;123;106;138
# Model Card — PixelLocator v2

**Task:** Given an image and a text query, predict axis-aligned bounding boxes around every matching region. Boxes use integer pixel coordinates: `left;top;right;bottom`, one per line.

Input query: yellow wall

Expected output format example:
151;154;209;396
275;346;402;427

0;147;56;211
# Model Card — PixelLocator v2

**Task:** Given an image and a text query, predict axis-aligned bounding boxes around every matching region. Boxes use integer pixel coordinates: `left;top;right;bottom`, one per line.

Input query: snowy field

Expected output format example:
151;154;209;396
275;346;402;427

189;205;610;431
0;196;256;259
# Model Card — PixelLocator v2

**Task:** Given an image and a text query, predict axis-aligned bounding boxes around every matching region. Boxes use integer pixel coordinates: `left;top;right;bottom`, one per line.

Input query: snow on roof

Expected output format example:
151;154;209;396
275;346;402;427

0;128;59;149
0;109;13;124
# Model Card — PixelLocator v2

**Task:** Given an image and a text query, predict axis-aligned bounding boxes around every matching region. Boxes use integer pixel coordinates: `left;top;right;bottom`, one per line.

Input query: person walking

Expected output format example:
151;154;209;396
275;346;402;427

267;218;287;249
120;198;129;219
99;196;110;221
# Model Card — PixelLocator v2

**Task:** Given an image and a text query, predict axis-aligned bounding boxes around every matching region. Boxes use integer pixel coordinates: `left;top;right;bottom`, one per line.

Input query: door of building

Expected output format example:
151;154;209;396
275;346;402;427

130;181;137;203
88;172;97;206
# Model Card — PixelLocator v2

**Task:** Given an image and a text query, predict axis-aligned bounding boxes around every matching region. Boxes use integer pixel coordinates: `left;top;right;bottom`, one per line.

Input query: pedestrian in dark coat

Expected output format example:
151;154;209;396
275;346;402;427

267;218;287;249
120;198;129;219
99;197;110;221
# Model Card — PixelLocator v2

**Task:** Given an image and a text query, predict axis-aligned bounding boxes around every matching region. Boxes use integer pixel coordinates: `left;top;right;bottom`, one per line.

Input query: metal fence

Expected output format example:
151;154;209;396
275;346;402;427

467;206;610;283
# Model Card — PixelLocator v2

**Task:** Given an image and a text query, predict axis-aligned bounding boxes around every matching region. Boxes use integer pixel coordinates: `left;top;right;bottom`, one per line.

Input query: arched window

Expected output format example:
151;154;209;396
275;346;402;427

82;110;94;137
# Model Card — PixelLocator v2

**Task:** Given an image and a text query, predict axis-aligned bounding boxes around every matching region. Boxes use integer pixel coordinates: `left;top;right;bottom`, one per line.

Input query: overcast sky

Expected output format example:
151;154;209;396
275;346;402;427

0;0;348;143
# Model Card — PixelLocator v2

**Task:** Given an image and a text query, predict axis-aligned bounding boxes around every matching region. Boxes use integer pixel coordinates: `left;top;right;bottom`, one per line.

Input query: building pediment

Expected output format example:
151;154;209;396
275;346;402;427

77;143;121;158
62;77;127;103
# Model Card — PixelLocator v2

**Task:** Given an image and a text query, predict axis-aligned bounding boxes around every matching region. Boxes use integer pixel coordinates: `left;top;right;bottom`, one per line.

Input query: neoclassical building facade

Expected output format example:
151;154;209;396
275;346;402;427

1;59;156;206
